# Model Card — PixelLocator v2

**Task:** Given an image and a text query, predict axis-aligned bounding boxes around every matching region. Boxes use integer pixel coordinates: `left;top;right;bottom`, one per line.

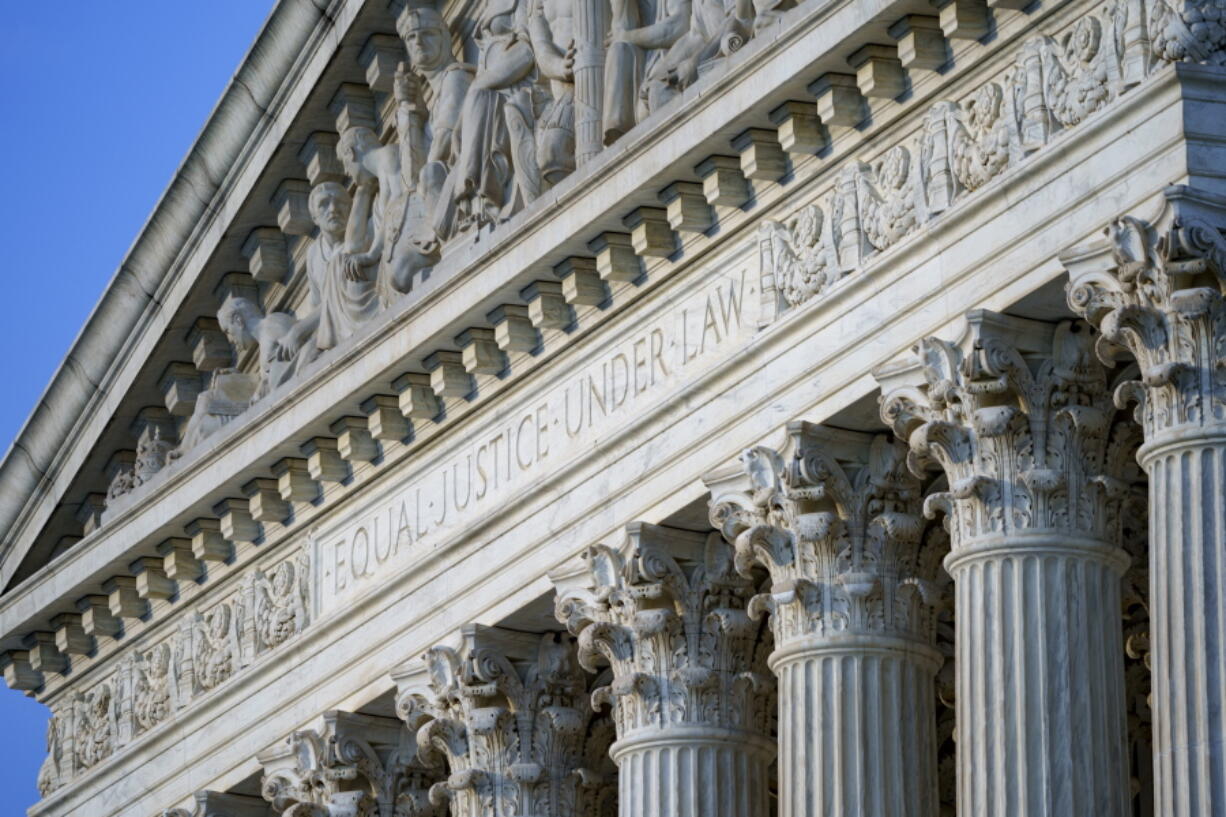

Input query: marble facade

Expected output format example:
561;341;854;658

0;0;1224;815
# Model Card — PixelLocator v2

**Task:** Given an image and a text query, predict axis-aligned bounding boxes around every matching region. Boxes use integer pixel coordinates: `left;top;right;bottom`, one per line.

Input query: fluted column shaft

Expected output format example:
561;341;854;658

711;426;945;817
879;313;1136;817
613;728;774;817
1063;188;1226;817
1142;433;1226;815
773;637;942;817
948;536;1130;817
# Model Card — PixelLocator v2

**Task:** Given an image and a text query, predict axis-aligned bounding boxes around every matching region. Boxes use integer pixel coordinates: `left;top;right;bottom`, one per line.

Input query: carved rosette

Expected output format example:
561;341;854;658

394;628;615;817
260;712;438;817
555;523;774;817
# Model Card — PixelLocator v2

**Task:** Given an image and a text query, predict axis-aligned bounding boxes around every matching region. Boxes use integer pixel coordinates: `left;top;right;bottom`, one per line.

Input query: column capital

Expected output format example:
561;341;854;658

1064;185;1226;451
709;422;943;654
392;625;614;817
555;523;774;741
259;710;438;817
878;310;1136;555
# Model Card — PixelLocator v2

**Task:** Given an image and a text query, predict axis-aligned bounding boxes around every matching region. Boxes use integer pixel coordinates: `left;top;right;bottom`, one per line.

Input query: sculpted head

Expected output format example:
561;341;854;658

336;127;380;187
397;6;451;71
309;181;352;240
217;296;263;354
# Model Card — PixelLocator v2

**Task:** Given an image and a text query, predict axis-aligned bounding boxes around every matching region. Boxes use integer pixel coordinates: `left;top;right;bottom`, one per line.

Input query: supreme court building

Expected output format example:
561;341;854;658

1;0;1224;815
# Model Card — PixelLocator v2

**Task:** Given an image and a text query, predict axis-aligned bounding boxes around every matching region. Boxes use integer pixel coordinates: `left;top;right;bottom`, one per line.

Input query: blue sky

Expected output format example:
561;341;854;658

0;3;273;810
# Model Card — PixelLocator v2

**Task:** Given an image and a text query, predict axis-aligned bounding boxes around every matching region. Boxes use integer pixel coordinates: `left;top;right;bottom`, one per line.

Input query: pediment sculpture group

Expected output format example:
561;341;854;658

169;0;795;462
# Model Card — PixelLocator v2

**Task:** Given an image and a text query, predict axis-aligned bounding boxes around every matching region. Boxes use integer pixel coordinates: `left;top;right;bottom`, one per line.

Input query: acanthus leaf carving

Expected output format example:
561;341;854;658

555;524;774;740
879;312;1138;549
710;424;940;648
393;627;615;817
1065;186;1226;437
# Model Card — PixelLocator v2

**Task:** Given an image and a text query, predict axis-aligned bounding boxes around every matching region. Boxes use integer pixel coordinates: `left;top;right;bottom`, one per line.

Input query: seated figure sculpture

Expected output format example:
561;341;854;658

607;0;755;123
174;296;301;455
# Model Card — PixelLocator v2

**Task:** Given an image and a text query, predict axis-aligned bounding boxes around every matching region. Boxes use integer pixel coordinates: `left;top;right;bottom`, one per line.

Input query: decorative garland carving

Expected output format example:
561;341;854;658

37;546;313;798
761;0;1220;315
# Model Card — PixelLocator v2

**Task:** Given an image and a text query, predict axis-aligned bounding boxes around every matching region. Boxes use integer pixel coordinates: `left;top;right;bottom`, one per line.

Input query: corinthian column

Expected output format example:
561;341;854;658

392;625;616;817
1065;186;1226;817
708;422;943;817
555;523;775;817
877;310;1134;817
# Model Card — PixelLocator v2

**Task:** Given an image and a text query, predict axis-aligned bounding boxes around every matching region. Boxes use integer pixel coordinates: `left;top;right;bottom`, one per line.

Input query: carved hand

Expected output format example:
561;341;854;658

394;61;423;112
343;255;370;282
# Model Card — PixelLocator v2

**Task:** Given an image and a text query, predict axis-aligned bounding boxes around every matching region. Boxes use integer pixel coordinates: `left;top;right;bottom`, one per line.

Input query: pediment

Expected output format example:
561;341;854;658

0;0;868;597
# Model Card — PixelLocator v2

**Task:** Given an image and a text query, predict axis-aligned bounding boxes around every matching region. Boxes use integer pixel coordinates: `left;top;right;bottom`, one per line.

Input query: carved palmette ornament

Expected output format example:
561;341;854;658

710;427;943;647
395;630;615;817
555;525;774;740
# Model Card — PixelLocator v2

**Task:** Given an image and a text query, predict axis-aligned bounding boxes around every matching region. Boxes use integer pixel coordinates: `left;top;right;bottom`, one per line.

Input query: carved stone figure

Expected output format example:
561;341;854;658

36;713;62;796
276;182;380;355
172;296;300;456
133;643;176;734
253;554;309;652
397;7;474;232
609;0;754;119
74;683;116;770
193;604;240;693
448;0;542;234
529;0;577;184
337;120;439;304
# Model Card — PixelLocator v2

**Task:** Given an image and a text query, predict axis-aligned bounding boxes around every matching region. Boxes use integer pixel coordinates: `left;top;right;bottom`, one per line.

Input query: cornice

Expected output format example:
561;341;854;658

0;0;360;590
